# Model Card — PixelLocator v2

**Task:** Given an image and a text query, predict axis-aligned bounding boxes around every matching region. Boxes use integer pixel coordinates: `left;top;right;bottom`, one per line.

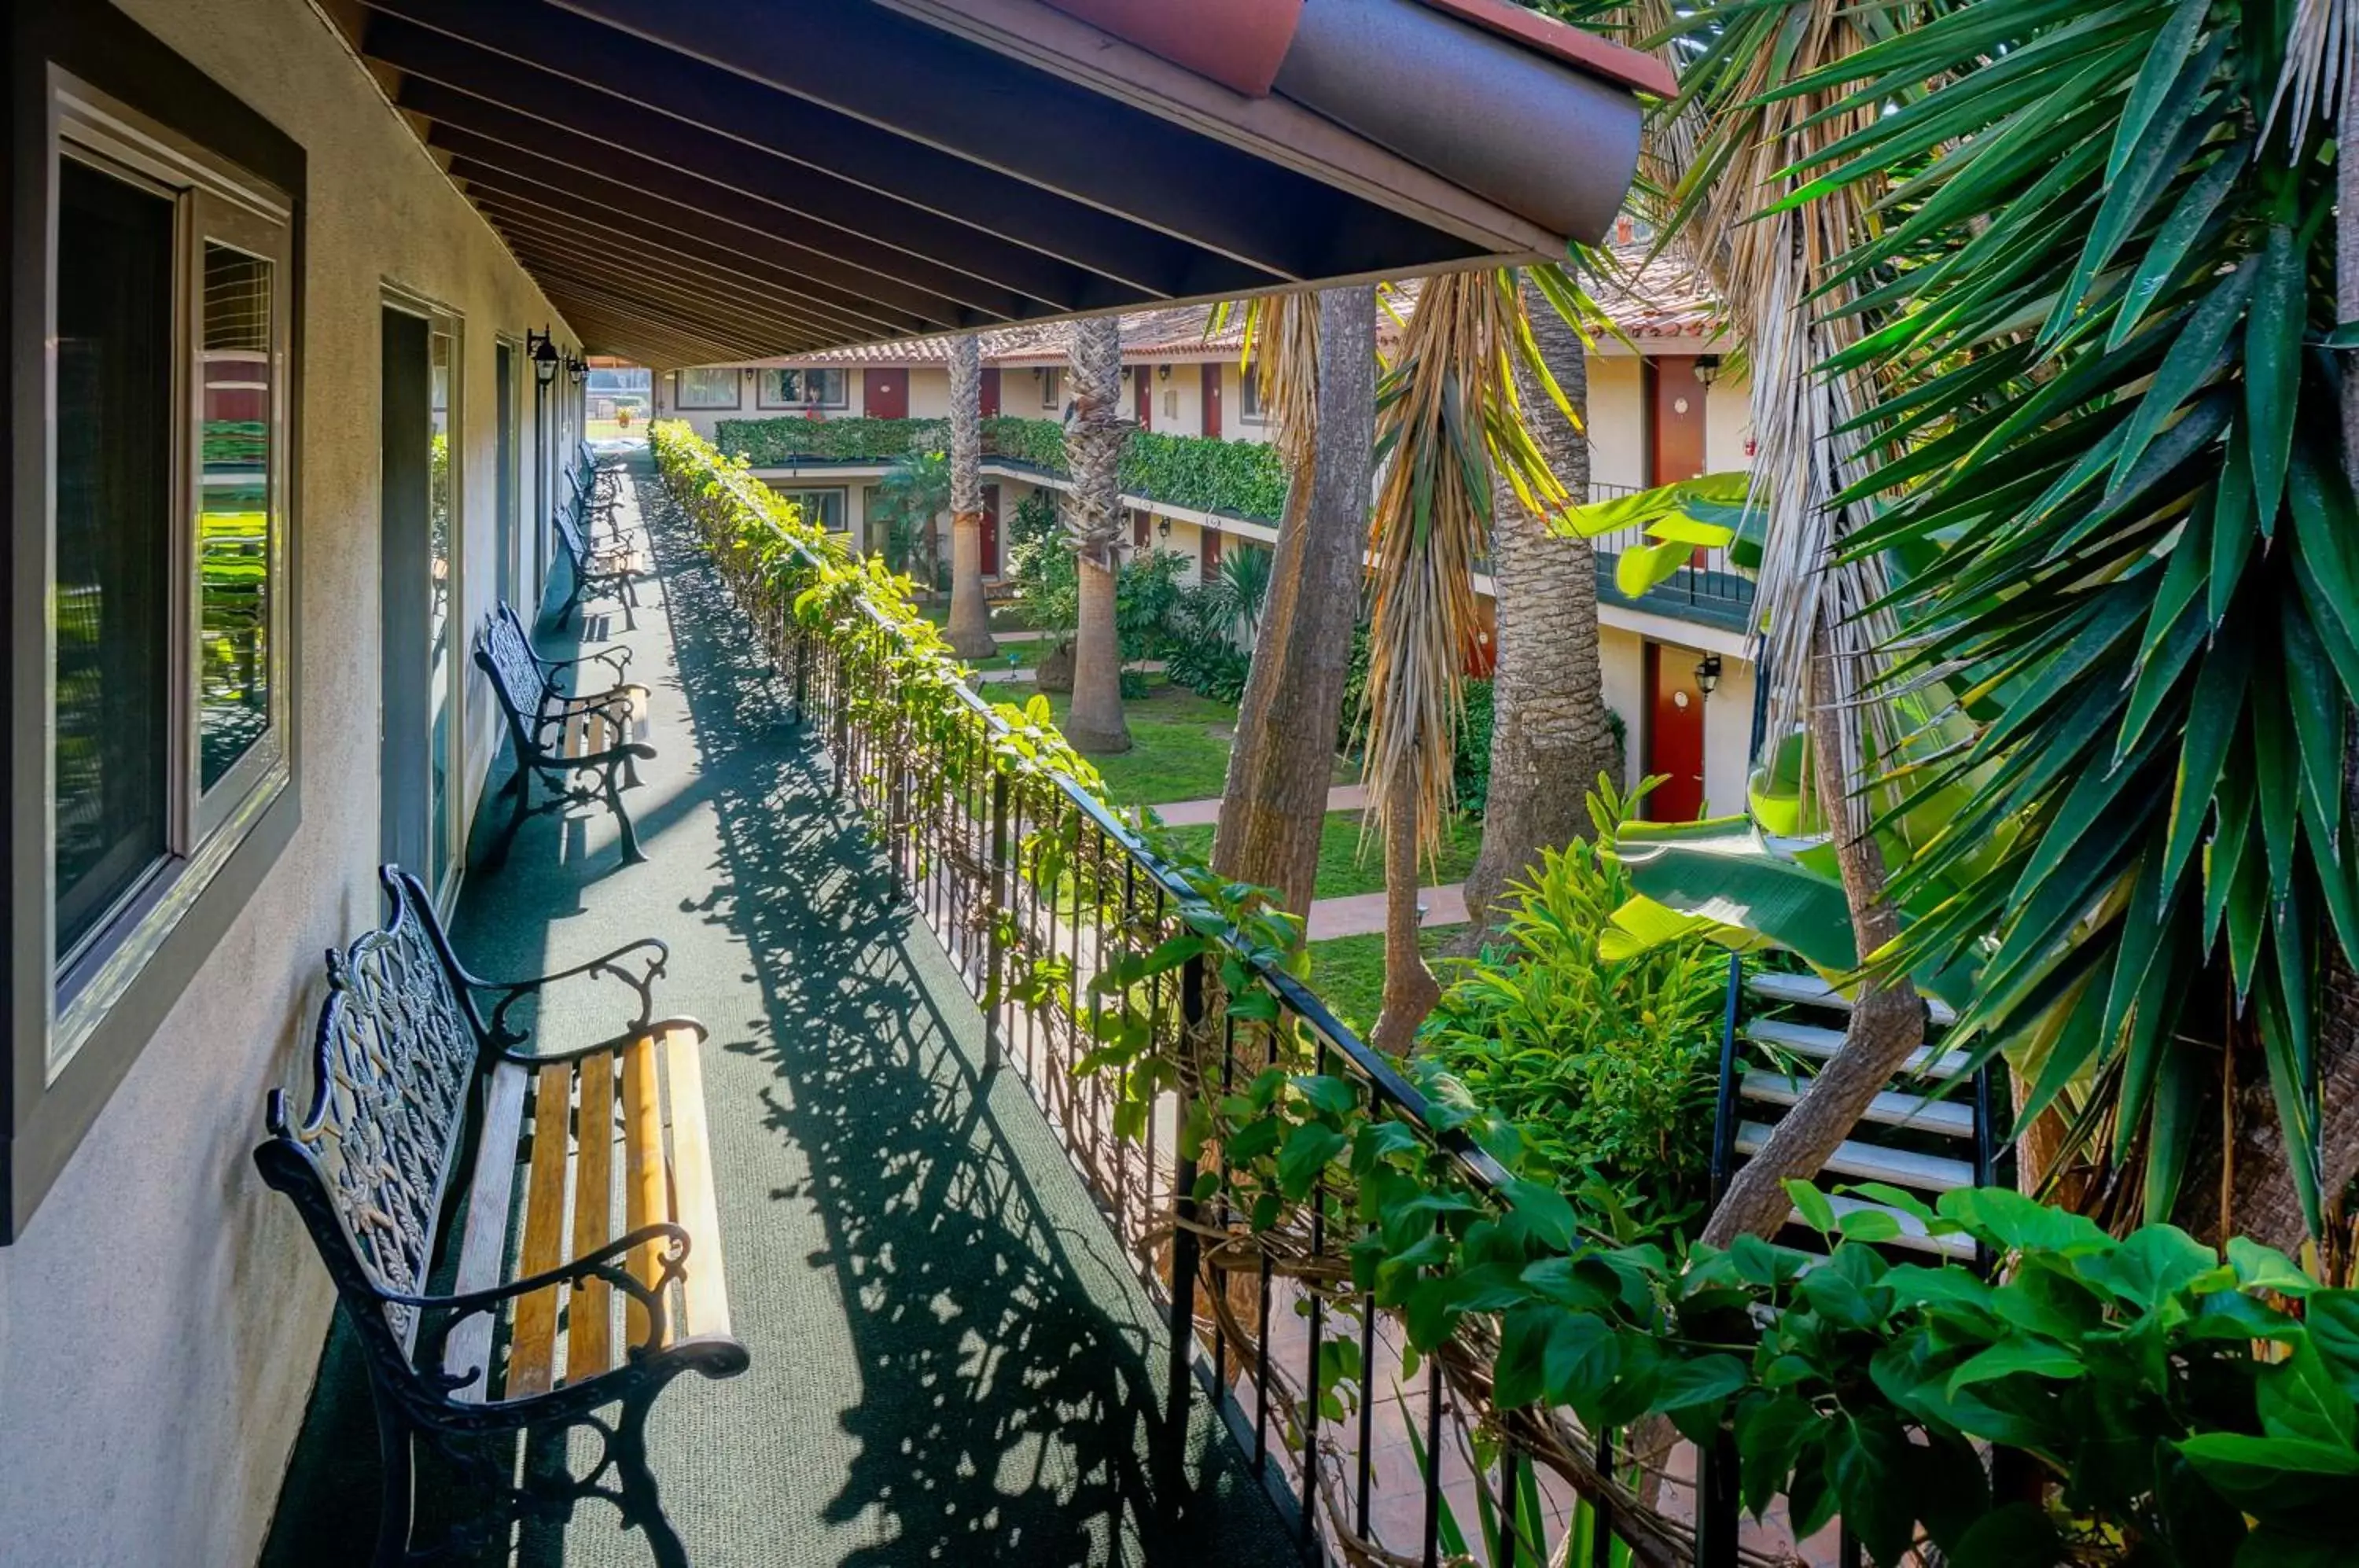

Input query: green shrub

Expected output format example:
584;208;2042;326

712;416;943;465
1455;677;1494;814
715;412;1286;521
1420;776;1727;1227
1119;431;1289;520
981;415;1065;471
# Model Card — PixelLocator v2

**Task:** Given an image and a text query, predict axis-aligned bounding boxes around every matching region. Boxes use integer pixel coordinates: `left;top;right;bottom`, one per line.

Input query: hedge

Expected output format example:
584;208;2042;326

712;412;1290;521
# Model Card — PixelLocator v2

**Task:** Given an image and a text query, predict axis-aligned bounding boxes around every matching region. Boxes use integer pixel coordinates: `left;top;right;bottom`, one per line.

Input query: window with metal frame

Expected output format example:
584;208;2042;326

40;77;296;1080
778;487;848;534
675;366;742;410
754;367;848;410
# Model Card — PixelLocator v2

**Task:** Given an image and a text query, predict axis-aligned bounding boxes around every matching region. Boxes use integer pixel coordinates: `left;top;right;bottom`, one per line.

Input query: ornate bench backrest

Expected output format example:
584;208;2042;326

258;867;484;1356
475;604;549;745
554;500;591;569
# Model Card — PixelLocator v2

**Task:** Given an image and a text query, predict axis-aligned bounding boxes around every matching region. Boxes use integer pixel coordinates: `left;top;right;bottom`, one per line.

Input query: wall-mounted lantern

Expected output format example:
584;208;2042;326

527;328;560;386
1695;653;1723;698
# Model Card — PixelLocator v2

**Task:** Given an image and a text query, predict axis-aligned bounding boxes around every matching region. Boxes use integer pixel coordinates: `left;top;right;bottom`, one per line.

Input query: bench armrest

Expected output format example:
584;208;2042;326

400;1223;694;1397
496;1014;708;1070
469;937;670;1047
539;646;634;687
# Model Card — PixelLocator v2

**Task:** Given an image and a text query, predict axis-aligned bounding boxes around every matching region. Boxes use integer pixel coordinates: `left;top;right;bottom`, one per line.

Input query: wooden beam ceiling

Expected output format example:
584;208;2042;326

354;0;1527;363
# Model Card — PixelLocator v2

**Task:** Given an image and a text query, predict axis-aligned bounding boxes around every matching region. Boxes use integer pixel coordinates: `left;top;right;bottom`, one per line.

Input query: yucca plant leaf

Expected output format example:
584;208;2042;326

2106;0;2213;183
2243;222;2304;528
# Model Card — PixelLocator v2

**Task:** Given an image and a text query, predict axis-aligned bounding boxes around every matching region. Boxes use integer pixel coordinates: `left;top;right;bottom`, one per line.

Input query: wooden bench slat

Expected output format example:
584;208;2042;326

567;1050;617;1382
445;1062;530;1402
660;1027;731;1343
506;1062;577;1397
620;1036;668;1348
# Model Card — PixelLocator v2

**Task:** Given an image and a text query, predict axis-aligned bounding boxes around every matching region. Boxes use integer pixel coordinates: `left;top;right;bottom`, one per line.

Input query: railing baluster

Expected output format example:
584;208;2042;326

1422;1354;1442;1568
1301;1037;1328;1550
984;767;1008;1074
1165;950;1206;1432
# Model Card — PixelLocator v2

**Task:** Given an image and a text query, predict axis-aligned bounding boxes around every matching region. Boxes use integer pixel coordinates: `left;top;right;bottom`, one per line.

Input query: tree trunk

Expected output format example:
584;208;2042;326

1068;556;1131;751
944;333;998;659
1452;281;1611;952
1063;316;1131;753
1699;625;1923;1247
1372;754;1443;1055
1213;285;1378;917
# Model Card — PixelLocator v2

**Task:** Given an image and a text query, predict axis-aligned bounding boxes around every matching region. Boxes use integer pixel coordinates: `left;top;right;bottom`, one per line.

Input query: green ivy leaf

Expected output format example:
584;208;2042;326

1938;1186;2114;1255
1500;1178;1582;1252
1735;1393;1821;1518
2257;1339;2358;1448
1274;1123;1348;1200
1787;1178;1838;1238
1945;1337;2087;1400
1947;1502;2064;1568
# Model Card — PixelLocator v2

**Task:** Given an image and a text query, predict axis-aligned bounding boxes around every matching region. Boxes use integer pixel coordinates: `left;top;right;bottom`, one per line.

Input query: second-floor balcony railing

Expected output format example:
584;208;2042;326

1581;480;1757;632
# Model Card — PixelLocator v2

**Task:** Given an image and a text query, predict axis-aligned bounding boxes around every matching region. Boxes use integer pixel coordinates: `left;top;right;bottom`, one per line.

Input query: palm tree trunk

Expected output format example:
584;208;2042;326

1372;751;1442;1055
1454;281;1612;950
1064;316;1132;753
1213;285;1376;916
1700;624;1921;1246
944;333;998;659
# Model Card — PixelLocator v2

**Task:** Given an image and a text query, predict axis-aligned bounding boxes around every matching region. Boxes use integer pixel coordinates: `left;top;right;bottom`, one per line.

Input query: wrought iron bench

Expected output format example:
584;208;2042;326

552;489;647;630
475;602;654;867
569;441;624;538
256;866;745;1568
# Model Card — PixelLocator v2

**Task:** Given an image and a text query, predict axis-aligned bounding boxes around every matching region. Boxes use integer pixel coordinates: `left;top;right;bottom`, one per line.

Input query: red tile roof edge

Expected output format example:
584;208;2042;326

1413;0;1679;98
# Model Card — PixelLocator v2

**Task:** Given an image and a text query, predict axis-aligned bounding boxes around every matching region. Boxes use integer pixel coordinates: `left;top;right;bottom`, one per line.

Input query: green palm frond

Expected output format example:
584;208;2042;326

1763;0;2353;1233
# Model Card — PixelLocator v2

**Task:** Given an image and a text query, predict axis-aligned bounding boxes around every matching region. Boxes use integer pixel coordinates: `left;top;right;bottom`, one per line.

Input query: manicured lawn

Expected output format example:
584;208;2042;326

1036;679;1239;804
920;603;1043;633
1162;811;1483;899
1305;924;1470;1038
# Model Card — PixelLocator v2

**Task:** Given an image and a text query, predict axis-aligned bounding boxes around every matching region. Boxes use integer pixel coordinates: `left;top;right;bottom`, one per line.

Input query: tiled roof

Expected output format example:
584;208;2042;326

728;240;1720;371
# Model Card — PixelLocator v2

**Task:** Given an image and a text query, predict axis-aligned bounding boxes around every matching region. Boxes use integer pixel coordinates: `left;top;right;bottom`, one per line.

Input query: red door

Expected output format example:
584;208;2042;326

979;366;1000;418
1199;525;1222;577
1132;508;1151;549
1201;363;1223;438
1134;368;1153;430
866;366;909;419
1643;641;1707;822
1646;357;1709;484
981;484;1001;576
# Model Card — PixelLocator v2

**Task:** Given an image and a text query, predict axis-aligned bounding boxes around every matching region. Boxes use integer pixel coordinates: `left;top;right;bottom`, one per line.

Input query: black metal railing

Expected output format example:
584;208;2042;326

1581;479;1755;628
661;436;1765;1568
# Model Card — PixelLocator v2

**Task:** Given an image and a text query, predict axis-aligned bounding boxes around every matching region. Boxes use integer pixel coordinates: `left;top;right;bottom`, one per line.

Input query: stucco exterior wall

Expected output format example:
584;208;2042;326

0;4;570;1564
1596;624;1757;819
1584;353;1648;491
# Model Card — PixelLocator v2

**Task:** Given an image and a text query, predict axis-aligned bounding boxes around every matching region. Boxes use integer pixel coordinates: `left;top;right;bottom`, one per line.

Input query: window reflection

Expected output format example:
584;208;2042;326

54;161;175;962
429;329;455;891
198;242;273;790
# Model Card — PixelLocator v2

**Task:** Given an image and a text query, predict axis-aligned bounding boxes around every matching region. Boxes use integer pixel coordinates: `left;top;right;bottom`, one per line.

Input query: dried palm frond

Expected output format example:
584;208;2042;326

1213;293;1321;480
1360;267;1575;856
1652;0;1916;834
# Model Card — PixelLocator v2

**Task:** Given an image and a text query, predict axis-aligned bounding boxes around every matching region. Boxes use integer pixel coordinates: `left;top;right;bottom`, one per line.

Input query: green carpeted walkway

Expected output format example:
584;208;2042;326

259;451;1297;1568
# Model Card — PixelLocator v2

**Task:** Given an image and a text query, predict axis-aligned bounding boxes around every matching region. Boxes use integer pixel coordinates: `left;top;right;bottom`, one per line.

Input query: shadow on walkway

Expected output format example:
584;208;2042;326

259;455;1294;1568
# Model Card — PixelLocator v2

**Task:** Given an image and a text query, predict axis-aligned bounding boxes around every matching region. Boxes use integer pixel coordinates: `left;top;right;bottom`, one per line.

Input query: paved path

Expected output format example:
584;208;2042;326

1151;782;1370;829
1305;882;1468;941
263;453;1296;1568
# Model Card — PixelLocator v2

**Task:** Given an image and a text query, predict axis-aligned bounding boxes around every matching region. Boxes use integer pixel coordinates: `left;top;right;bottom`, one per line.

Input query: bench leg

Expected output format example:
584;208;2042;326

605;762;648;865
478;767;532;874
613;1382;690;1568
372;1395;416;1568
